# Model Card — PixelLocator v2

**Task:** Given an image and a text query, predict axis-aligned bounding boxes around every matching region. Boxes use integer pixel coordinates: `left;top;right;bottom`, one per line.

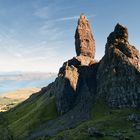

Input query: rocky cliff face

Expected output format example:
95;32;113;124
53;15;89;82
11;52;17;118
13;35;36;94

36;17;140;137
97;23;140;108
75;14;95;58
55;14;97;115
54;16;140;116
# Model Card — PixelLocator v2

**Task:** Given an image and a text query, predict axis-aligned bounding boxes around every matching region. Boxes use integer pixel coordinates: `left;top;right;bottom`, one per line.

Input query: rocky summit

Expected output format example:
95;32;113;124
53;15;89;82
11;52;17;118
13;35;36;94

55;14;98;115
1;14;140;140
55;15;140;116
75;14;96;58
97;23;140;108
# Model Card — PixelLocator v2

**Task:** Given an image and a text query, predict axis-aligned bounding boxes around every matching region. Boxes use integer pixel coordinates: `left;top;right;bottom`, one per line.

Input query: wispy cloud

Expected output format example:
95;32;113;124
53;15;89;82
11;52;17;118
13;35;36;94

0;0;96;72
55;14;95;21
0;26;69;72
55;16;79;21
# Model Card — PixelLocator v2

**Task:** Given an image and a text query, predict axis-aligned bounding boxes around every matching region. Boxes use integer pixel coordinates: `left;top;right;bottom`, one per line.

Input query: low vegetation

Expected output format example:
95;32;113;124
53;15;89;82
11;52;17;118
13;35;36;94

0;94;140;140
0;87;40;112
0;91;57;140
0;97;22;112
49;100;140;140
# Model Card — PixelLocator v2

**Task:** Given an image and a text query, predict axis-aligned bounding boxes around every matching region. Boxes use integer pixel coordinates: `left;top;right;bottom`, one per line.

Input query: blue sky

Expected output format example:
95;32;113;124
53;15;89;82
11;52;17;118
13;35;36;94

0;0;140;72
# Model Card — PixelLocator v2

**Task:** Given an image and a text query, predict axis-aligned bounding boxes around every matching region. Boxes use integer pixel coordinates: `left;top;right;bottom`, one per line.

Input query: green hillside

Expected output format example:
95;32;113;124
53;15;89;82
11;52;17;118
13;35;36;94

2;91;57;140
1;96;140;140
48;100;140;140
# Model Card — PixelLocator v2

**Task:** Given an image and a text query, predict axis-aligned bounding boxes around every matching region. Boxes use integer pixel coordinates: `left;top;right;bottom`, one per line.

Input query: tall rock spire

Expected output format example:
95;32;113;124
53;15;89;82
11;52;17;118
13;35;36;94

75;14;95;58
55;15;98;115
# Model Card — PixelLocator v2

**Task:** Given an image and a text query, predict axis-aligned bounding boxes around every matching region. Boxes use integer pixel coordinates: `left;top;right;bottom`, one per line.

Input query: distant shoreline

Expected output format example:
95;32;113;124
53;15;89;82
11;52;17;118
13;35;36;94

0;72;56;94
0;72;57;80
0;87;41;99
0;87;41;112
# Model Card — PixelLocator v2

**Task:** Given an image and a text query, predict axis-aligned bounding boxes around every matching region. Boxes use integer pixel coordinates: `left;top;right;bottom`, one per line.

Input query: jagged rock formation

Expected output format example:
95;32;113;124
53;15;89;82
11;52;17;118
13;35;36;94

54;66;79;115
27;18;140;139
55;14;97;115
55;56;98;115
55;16;140;115
97;23;140;108
29;16;140;138
75;14;95;58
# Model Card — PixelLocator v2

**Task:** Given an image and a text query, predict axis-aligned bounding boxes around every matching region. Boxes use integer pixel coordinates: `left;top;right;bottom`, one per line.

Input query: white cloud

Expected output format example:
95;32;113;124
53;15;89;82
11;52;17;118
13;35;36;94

55;14;95;21
55;16;79;21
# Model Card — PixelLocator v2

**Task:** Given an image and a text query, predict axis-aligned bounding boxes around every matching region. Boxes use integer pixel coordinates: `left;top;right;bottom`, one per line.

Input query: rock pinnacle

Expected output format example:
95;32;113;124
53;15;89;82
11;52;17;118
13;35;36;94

75;14;95;58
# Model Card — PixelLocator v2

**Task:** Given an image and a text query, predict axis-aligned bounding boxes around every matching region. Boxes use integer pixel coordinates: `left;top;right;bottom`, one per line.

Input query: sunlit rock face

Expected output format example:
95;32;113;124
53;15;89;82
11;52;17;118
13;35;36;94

75;14;95;58
97;24;140;108
55;15;97;115
54;17;140;116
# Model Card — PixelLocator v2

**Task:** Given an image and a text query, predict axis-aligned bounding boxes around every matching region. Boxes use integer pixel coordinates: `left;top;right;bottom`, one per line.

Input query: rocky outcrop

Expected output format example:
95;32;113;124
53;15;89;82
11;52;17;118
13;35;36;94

55;17;140;115
54;14;98;115
97;23;140;108
55;57;98;115
54;65;79;115
88;127;104;137
75;14;95;58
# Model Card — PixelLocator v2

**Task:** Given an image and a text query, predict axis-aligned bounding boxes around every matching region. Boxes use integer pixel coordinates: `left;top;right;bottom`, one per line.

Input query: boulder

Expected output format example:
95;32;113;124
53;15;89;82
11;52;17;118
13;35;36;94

87;127;104;137
127;113;140;122
133;123;140;130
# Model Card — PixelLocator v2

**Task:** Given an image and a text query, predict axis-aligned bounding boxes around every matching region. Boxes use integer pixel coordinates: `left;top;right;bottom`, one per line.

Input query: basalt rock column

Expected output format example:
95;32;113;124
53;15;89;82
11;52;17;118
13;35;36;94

97;23;140;108
55;15;97;115
75;14;95;58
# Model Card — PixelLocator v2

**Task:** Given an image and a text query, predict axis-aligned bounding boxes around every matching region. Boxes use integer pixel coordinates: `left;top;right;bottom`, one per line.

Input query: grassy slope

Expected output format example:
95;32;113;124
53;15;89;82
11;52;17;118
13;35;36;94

5;92;57;140
1;94;140;140
49;100;140;140
0;97;22;112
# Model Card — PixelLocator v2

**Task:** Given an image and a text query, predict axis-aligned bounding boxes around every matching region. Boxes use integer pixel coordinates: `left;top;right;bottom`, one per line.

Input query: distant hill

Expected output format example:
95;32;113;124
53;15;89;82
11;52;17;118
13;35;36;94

0;72;57;94
0;72;56;80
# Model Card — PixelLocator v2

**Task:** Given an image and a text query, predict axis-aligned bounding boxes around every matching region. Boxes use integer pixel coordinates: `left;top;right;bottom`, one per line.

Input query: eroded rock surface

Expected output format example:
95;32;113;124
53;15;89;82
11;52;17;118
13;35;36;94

75;14;95;58
54;15;98;115
55;56;98;115
97;23;140;108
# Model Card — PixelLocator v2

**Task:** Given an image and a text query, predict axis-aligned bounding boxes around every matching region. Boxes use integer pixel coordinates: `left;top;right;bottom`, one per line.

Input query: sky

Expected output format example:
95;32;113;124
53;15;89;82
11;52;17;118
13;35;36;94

0;0;140;72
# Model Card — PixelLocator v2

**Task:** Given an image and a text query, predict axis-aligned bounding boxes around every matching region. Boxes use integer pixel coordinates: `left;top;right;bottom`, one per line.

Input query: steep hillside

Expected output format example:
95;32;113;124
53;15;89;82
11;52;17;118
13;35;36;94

49;101;140;140
3;84;57;139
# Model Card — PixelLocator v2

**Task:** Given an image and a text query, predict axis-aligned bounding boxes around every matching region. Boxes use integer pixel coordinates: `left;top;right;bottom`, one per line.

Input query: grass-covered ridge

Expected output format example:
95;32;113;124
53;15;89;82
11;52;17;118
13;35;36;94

1;93;140;140
4;91;58;140
49;100;140;140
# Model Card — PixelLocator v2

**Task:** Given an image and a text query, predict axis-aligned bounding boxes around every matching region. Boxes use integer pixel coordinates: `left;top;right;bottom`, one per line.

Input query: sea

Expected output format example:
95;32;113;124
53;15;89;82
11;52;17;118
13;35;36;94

0;72;56;94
